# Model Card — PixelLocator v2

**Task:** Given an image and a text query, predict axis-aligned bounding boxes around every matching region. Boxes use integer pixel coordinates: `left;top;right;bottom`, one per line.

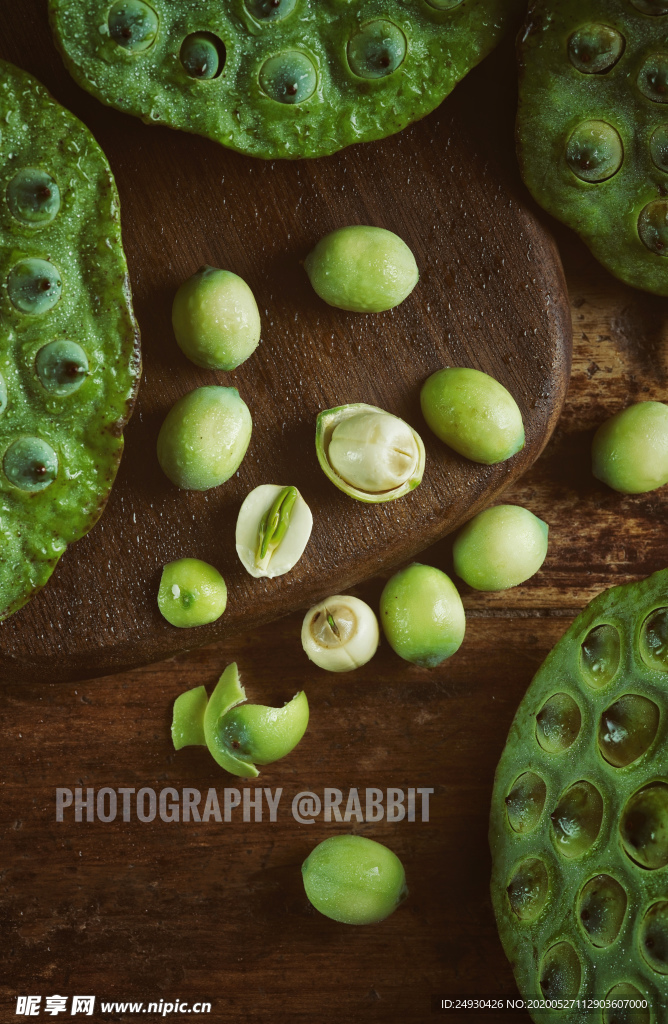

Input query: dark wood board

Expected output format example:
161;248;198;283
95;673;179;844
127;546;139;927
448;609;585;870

0;1;571;682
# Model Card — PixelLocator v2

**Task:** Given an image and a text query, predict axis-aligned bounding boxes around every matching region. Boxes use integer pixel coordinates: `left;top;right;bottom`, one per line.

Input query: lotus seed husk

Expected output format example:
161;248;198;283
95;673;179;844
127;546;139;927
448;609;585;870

49;0;523;160
490;568;668;1022
517;0;668;295
0;61;139;619
328;412;418;493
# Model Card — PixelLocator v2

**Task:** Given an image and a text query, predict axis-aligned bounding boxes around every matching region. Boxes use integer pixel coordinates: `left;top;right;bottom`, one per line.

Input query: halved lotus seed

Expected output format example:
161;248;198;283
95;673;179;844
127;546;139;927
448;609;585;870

316;403;425;503
641;607;668;669
539;942;582;999
157;386;252;490
453;505;548;591
581;623;621;687
4;437;58;492
420;366;525;465
578;874;627;948
259;52;317;104
172;266;261;370
379;563;465;668
550;781;603;859
302;835;407;925
108;1;159;52
180;33;224;80
566;120;623;183
7;167;60;225
638;200;668;257
506;857;549;921
347;22;406;80
157;558;227;628
302;595;379;672
236;484;312;579
305;225;418;313
567;24;625;75
620;782;668;869
598;694;659;768
8;258;62;315
638;54;668;103
246;0;298;22
592;402;668;492
36;340;88;396
505;772;546;834
536;692;581;753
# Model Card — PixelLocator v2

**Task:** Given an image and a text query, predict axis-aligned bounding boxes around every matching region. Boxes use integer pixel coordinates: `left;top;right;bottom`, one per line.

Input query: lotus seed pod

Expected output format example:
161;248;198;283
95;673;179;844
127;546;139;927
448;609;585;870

0;61;140;620
172;266;261;371
453;505;549;592
517;0;668;295
592;401;668;494
157;558;227;628
236;484;312;579
315;403;425;504
157;385;252;490
490;568;668;1023
305;226;418;313
301;595;379;672
420;367;525;465
302;835;407;925
379;563;465;668
49;0;523;159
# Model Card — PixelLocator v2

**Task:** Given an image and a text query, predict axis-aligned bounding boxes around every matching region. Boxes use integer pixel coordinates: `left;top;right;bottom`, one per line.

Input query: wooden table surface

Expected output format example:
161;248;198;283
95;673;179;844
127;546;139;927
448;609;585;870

3;26;668;1024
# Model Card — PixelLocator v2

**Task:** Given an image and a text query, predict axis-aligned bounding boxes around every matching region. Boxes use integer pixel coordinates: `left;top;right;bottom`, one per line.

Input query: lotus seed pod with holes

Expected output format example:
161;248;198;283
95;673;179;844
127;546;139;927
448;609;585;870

516;0;668;295
315;403;425;504
592;401;668;494
380;563;465;668
49;0;523;160
305;226;418;312
301;595;379;672
420;367;525;465
0;61;140;620
489;568;668;1023
302;835;408;925
453;505;549;592
236;484;312;579
157;385;252;490
157;558;227;628
172;266;261;371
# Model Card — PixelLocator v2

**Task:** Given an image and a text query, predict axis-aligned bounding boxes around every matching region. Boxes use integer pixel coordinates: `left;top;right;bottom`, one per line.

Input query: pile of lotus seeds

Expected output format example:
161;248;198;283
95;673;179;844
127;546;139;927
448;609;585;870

49;0;523;159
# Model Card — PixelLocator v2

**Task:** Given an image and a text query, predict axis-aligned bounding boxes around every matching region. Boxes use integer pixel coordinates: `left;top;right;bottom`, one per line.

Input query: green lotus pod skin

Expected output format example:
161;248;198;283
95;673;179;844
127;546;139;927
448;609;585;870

185;662;310;778
0;61;140;620
420;367;525;465
592;401;668;494
517;0;668;296
379;563;465;668
490;568;668;1023
172;266;261;371
302;835;407;925
49;0;524;160
157;385;252;490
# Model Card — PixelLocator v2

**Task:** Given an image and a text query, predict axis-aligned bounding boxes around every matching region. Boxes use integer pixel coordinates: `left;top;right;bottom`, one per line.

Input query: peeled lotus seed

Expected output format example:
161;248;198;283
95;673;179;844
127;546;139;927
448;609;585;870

302;835;407;925
157;558;227;628
236;484;313;579
302;595;379;672
592;401;668;493
453;505;549;592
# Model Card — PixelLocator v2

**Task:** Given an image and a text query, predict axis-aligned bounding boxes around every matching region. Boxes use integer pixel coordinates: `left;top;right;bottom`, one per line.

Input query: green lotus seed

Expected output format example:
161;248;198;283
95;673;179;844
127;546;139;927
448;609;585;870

259;52;317;105
567;24;625;75
638;53;668;103
246;0;298;21
638;200;668;257
347;22;406;80
566;120;623;183
302;835;407;925
7;258;62;315
420;367;525;465
4;437;58;492
506;858;549;921
305;226;419;313
379;563;465;668
453;505;548;592
598;694;659;768
7;167;60;225
35;340;88;396
157;558;227;628
216;691;309;767
108;1;159;52
157;386;252;491
592;401;668;493
180;33;224;80
172;266;261;370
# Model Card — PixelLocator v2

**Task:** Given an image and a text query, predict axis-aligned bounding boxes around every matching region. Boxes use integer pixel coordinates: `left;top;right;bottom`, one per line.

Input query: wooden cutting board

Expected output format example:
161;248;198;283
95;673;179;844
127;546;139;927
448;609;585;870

0;7;572;682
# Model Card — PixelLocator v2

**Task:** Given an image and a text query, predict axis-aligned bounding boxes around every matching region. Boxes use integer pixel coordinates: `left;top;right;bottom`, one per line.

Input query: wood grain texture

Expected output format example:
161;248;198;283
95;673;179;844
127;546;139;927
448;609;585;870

0;1;570;682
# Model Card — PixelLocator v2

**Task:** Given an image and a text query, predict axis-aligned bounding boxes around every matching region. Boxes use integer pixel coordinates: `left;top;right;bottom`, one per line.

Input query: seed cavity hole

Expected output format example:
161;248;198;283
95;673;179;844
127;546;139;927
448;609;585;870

598;694;659;768
7;168;60;226
7;258;62;316
4;437;58;492
505;771;546;834
603;984;649;1024
640;606;668;665
180;32;225;80
550;780;603;859
347;21;407;80
638;53;668;103
108;0;159;53
36;340;89;396
620;782;668;869
506;858;549;922
566;121;623;183
640;902;668;974
578;874;627;947
580;622;620;687
536;692;581;753
539;941;582;1000
568;24;625;75
245;0;298;21
259;51;317;104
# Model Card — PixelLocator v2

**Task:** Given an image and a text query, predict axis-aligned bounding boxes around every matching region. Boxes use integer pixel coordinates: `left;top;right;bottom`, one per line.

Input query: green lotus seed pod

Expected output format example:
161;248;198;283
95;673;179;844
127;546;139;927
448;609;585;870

302;835;407;925
490;568;668;1023
380;562;465;668
157;557;227;628
157;385;252;490
171;684;208;749
420;367;525;465
592;401;668;494
305;226;418;313
453;505;548;592
172;266;261;371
